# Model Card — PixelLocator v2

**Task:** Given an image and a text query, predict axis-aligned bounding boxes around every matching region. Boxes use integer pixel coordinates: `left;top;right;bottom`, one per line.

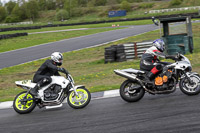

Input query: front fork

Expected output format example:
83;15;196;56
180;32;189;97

71;84;79;96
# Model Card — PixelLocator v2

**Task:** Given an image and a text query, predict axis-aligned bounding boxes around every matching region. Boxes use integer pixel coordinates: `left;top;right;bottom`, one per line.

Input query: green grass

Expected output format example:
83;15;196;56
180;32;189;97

0;19;153;35
0;22;200;102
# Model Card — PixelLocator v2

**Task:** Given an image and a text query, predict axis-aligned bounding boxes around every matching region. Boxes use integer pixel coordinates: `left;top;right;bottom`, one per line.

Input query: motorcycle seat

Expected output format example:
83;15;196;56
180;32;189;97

122;68;145;74
15;80;36;88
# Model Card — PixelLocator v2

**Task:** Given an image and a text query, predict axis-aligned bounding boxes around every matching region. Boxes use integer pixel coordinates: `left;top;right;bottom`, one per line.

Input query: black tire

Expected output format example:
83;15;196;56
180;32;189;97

120;80;145;102
67;87;91;109
179;74;200;95
13;91;36;114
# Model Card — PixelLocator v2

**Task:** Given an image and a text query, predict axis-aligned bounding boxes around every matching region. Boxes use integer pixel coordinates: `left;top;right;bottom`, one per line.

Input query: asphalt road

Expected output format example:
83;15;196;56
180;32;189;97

0;89;200;133
0;24;158;69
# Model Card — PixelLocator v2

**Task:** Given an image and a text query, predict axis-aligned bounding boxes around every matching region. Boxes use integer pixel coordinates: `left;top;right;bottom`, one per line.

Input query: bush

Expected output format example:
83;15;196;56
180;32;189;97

108;5;120;11
98;10;108;17
120;0;131;12
82;7;97;15
71;8;84;17
170;0;182;6
56;9;69;21
5;15;21;23
139;3;154;9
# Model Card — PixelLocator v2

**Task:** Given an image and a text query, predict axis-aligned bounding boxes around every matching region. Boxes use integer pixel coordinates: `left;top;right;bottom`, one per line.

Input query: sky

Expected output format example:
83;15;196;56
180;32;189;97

1;0;17;5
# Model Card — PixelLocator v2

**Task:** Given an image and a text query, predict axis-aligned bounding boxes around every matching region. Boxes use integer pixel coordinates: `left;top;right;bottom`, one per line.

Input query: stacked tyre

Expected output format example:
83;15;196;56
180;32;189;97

116;45;126;62
0;32;28;40
104;45;117;63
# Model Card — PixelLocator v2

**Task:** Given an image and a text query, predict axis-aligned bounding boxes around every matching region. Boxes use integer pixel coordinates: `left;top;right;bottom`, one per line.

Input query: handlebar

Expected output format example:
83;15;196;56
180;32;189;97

166;53;182;61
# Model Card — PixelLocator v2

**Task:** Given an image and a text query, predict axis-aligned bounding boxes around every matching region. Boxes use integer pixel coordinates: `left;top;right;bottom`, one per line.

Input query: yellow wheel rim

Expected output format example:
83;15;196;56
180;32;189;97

15;93;34;111
69;89;89;106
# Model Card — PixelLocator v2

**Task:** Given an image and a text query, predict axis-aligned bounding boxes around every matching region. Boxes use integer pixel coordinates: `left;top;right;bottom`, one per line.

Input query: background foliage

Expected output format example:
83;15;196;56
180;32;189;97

0;0;199;23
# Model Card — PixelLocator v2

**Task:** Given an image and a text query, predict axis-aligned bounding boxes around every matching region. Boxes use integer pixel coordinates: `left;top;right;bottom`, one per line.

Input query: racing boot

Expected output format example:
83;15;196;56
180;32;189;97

30;84;40;96
147;71;155;80
147;65;163;80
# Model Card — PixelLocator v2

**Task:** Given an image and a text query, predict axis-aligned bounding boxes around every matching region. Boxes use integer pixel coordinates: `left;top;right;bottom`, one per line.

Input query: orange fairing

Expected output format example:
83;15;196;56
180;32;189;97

155;77;163;86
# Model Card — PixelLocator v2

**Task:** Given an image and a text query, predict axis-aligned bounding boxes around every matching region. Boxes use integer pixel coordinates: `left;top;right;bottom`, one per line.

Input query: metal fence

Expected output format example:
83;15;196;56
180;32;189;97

104;41;153;63
149;6;200;14
0;21;33;27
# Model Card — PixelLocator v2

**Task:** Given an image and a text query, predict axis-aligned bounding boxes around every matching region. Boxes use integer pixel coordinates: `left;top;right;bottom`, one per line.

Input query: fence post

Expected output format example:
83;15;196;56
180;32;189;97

134;42;137;58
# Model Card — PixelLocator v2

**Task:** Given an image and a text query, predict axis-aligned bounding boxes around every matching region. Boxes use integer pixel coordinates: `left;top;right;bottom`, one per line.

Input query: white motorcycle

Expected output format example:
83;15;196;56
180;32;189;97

13;73;91;114
114;53;200;102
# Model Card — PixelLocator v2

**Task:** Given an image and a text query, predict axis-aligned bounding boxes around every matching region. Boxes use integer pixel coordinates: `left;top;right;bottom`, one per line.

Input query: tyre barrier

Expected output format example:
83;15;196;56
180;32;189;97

0;26;41;32
104;41;153;63
0;32;28;40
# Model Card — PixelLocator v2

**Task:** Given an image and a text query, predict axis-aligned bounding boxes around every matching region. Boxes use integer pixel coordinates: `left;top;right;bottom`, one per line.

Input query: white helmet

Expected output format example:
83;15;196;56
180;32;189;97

51;52;63;66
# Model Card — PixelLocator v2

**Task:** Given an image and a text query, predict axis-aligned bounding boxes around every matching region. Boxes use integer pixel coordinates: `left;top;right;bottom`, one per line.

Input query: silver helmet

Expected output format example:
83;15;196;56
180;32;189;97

152;39;165;52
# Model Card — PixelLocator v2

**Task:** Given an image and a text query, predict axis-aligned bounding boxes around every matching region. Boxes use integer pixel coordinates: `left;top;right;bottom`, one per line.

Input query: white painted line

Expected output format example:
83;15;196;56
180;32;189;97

104;89;119;97
0;101;13;109
29;28;89;34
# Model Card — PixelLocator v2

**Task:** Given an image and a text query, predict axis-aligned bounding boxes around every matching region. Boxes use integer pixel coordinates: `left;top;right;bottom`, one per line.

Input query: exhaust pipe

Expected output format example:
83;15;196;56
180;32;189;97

114;69;137;81
114;69;149;93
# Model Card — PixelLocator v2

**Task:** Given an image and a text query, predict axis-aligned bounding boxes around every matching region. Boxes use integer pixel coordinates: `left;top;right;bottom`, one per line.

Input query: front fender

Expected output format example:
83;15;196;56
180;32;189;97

69;85;85;91
181;72;200;81
75;85;85;89
186;72;200;77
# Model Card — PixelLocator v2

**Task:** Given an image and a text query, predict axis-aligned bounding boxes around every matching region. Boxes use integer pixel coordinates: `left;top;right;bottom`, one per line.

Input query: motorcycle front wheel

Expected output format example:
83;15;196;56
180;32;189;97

120;80;145;102
67;87;91;109
13;91;36;114
179;74;200;95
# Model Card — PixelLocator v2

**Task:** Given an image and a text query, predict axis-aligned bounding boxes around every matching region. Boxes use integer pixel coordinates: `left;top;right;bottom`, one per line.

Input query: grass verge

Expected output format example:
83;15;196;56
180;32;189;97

0;20;153;35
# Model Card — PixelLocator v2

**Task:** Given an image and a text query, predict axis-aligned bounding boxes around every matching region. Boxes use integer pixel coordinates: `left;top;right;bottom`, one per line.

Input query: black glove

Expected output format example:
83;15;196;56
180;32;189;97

58;68;69;74
165;55;176;60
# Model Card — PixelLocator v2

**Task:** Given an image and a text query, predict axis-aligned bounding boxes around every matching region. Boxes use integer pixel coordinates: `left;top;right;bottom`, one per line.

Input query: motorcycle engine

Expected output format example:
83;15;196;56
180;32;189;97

154;70;173;91
44;84;62;101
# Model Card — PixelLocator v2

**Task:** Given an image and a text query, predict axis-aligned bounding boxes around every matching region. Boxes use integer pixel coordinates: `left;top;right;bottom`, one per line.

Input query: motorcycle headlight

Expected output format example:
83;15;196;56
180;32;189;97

186;66;192;72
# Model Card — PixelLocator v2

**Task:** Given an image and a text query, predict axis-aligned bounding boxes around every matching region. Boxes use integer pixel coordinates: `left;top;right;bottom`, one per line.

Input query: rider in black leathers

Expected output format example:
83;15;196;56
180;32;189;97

140;39;175;80
30;52;68;96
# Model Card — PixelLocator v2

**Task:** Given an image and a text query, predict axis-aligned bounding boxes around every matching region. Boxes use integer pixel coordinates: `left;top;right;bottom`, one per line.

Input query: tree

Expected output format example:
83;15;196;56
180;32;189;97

37;0;47;10
26;0;39;20
56;0;65;8
5;1;16;15
46;0;56;10
120;0;131;12
64;0;78;18
19;1;28;20
94;0;107;6
56;9;69;21
11;4;22;19
11;3;27;21
0;6;6;22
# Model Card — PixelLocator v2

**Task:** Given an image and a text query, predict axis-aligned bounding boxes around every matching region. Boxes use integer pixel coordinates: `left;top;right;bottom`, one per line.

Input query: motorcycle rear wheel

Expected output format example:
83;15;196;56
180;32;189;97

13;91;36;114
67;87;91;109
120;80;145;102
179;74;200;95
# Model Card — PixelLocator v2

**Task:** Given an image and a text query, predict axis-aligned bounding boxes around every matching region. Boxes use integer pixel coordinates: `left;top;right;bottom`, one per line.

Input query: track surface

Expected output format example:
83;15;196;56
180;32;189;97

0;24;158;69
0;90;200;133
